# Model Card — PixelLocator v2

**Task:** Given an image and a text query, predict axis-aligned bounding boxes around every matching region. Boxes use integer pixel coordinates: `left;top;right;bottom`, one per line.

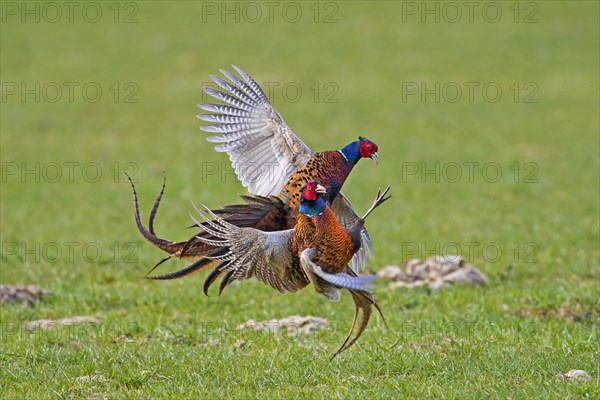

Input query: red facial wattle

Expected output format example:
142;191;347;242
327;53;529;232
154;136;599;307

359;141;378;158
303;184;317;201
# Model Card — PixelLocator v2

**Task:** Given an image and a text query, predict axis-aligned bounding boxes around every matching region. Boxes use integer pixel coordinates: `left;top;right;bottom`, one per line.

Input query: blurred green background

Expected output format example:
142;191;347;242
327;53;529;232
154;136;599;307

1;1;598;398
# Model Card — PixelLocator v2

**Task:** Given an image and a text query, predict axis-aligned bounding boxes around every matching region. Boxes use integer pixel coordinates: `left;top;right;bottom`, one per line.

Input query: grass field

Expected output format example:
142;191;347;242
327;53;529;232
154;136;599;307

1;1;598;398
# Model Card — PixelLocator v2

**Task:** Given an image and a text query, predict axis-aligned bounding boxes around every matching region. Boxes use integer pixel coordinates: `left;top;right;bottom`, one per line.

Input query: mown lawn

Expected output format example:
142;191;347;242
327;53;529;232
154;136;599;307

1;1;598;398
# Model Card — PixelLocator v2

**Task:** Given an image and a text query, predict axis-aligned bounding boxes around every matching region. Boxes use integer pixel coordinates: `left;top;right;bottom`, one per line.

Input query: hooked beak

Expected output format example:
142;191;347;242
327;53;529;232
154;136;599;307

370;152;379;164
315;184;327;195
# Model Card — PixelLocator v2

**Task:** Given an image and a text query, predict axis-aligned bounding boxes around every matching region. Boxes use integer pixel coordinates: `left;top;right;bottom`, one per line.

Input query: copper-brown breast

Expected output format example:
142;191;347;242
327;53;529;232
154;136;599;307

309;208;355;274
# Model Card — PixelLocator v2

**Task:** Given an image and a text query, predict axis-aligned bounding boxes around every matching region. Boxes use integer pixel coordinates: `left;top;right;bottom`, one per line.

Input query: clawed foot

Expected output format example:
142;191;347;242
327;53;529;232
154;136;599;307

362;185;391;220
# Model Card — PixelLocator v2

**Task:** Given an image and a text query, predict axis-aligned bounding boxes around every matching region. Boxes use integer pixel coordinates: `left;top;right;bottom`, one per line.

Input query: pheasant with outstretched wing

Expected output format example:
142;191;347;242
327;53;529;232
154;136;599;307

133;66;381;277
189;181;390;357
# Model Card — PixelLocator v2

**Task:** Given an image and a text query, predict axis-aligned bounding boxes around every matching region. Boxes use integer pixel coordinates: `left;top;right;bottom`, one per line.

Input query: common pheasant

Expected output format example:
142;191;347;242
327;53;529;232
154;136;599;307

134;66;380;277
192;181;390;357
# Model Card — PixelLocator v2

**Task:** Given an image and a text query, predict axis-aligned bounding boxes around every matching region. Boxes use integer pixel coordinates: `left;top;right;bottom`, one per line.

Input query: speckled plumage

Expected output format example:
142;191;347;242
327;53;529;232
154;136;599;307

183;184;390;357
132;140;375;280
284;151;354;220
127;66;391;357
130;67;379;279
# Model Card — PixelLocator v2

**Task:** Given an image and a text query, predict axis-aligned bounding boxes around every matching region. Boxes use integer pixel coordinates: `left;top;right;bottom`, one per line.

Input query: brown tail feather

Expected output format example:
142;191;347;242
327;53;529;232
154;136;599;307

330;289;384;359
145;254;176;277
179;233;215;259
146;257;216;280
126;175;187;256
129;176;290;278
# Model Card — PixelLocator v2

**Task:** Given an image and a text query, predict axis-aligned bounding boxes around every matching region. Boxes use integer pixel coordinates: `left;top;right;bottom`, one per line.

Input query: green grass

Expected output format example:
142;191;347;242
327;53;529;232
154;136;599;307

1;1;598;398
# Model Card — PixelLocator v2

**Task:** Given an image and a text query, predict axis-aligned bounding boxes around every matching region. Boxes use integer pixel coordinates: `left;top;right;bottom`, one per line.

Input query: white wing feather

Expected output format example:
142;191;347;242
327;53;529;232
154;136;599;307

198;66;313;196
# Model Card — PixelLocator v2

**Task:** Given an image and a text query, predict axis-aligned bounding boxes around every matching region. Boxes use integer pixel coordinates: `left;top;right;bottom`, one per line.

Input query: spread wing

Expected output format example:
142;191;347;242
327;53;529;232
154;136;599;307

330;192;373;273
192;206;308;294
193;206;383;358
198;66;313;196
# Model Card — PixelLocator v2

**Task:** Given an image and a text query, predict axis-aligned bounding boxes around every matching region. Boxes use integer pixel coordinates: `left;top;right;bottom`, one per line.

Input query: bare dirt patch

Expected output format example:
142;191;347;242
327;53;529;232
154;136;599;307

378;255;488;291
0;284;50;306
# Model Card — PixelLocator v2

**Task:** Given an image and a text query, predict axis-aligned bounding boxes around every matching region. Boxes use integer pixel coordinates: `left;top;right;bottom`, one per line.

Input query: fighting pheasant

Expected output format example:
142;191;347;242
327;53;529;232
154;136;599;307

134;66;380;277
191;181;390;357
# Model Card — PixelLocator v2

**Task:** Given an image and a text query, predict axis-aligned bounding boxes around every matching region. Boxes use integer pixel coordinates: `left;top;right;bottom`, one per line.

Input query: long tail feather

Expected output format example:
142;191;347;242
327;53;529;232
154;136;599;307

331;289;383;359
146;257;215;280
148;176;166;235
126;174;187;256
179;235;214;258
333;299;360;358
145;254;176;277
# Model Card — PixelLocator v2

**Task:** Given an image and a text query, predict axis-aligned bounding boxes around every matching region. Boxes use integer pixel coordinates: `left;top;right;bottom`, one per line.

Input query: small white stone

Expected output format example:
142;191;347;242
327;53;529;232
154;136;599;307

557;369;592;380
26;316;101;330
237;315;329;336
377;265;404;281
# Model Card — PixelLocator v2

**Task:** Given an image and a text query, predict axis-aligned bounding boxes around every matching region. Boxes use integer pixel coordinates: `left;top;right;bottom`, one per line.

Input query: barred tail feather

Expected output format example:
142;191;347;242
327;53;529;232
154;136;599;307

126;175;188;259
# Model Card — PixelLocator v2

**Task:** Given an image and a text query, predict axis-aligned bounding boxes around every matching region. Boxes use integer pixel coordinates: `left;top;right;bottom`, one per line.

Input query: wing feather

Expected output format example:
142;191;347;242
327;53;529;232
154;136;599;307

198;66;313;196
192;206;308;294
